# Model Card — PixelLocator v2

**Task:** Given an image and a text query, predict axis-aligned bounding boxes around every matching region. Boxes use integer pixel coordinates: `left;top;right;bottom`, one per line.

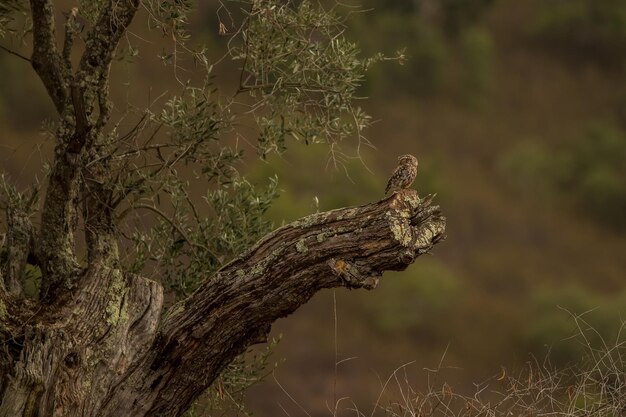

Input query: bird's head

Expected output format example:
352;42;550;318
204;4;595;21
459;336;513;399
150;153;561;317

398;154;418;166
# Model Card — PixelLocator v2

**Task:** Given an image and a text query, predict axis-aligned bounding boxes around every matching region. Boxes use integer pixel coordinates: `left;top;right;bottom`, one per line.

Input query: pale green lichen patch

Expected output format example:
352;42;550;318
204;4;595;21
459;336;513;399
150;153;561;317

269;247;286;262
387;210;413;247
249;261;266;277
413;223;444;249
403;191;421;209
316;232;327;242
292;211;332;228
105;269;128;326
0;299;7;322
292;206;361;229
235;248;285;283
296;238;308;253
326;226;347;238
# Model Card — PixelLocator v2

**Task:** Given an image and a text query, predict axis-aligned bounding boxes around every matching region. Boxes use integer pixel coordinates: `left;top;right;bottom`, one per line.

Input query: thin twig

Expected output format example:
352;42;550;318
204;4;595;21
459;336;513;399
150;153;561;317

122;203;220;260
0;44;30;63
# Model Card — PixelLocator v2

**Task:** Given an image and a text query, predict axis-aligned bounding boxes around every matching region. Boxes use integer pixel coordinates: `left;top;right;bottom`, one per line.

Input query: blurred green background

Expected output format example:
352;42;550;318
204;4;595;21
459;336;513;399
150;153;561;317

1;0;625;415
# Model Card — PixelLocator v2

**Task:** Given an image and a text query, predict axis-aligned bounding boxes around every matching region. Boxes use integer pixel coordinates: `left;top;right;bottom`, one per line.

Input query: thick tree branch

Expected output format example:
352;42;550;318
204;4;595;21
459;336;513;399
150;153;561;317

74;0;140;132
99;190;445;417
74;0;140;263
31;0;83;303
29;0;69;114
37;0;142;302
62;7;80;70
38;159;82;303
77;0;139;80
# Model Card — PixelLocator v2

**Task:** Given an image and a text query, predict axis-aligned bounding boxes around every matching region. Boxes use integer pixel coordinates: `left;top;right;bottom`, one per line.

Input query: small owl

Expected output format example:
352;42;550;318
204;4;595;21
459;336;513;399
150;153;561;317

385;154;418;195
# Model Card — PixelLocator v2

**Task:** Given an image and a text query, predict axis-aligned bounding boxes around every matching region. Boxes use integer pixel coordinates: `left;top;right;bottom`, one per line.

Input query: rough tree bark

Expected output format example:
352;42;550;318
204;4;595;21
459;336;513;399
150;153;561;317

0;189;444;417
0;1;446;416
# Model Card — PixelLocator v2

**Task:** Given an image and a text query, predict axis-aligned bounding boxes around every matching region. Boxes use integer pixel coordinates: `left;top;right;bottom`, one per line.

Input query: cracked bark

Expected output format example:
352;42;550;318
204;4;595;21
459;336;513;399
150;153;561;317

0;1;446;415
0;190;445;417
34;0;142;303
98;191;445;417
28;0;83;301
75;0;139;265
29;0;69;114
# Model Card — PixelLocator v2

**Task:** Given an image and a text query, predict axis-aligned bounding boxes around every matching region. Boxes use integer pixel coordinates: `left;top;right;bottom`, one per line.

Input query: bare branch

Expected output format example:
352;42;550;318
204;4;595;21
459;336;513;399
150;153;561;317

0;44;30;63
75;0;140;108
125;203;221;260
29;0;69;114
62;7;80;70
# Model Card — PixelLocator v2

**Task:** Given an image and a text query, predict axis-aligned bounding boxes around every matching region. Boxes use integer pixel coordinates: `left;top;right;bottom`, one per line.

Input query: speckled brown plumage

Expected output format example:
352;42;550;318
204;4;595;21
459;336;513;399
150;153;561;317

385;154;418;194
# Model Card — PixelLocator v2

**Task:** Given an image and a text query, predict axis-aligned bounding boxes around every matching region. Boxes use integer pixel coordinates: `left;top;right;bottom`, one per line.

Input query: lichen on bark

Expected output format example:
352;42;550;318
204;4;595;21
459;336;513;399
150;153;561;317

0;1;445;416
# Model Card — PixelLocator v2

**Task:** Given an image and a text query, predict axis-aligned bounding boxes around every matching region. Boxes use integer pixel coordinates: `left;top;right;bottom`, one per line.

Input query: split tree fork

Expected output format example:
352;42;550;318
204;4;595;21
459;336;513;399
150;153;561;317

0;1;445;416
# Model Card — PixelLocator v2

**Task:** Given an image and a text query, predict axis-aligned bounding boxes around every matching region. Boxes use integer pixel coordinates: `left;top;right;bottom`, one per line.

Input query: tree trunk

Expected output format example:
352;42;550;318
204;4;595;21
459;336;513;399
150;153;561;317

0;1;446;415
0;191;445;417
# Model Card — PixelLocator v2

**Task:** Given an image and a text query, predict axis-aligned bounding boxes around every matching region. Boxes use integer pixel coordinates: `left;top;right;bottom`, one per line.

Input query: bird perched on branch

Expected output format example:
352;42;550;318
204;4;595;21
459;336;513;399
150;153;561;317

385;154;418;194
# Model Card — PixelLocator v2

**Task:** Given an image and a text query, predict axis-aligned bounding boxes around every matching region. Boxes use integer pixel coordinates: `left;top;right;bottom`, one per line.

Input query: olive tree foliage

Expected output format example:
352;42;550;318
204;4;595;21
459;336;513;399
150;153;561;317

0;0;382;310
0;0;424;416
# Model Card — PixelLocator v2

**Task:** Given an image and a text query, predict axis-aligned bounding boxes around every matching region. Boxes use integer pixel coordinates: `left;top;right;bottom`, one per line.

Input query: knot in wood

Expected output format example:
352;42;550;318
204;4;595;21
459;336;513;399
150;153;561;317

63;351;81;368
398;249;415;265
327;258;378;290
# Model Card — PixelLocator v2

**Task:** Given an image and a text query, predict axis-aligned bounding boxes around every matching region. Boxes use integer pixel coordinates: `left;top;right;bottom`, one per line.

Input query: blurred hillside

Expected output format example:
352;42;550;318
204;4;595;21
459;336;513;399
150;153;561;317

1;0;625;416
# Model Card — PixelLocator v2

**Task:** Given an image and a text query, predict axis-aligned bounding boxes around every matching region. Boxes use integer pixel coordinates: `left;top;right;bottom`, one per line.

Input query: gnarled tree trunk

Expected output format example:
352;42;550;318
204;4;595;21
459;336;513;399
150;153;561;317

0;1;446;416
0;191;444;417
